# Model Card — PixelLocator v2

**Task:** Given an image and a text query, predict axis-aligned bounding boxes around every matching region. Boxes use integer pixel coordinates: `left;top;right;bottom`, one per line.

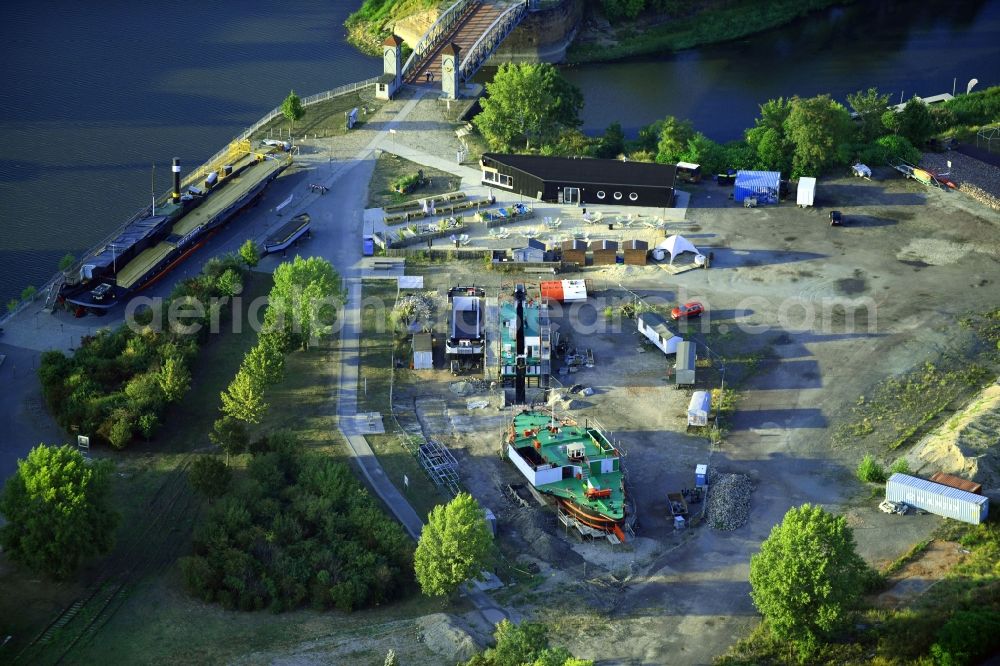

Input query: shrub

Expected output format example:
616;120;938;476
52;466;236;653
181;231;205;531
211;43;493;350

889;458;910;476
930;610;1000;666
857;454;886;483
189;456;232;499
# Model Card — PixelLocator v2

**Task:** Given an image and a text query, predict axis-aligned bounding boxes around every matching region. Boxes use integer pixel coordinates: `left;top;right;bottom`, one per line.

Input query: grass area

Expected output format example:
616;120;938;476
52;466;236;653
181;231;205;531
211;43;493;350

367;152;464;209
567;0;845;63
359;279;449;520
718;520;1000;665
253;90;386;141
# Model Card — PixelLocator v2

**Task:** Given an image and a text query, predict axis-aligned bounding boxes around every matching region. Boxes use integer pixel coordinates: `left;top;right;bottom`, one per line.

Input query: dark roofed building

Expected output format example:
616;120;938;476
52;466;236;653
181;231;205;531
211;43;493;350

513;238;547;263
593;239;619;265
561;239;587;265
623;239;649;265
481;153;675;207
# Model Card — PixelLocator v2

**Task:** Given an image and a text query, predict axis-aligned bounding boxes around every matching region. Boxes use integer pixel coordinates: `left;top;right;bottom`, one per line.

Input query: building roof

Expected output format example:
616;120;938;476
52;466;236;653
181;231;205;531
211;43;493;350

594;240;618;250
377;73;397;84
623;239;648;250
525;238;546;251
637;311;677;340
561;239;587;251
412;333;432;352
442;42;461;55
383;34;403;47
483;153;676;188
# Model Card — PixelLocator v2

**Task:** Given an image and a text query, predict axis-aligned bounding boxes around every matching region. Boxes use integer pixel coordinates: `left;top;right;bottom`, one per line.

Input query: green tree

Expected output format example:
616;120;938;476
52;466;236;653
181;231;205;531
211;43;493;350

464;620;594;666
242;340;285;387
266;256;342;349
107;412;135;449
473;63;583;151
847;87;890;142
58;253;76;272
220;369;267;424
216;268;243;297
898;96;936;146
281;90;305;133
654;116;695;164
414;492;492;597
679;133;725;175
783;94;854;176
595;121;625;159
210;416;250;463
600;0;644;21
746;98;794;173
856;453;885;483
749;504;869;659
383;649;399;666
875;134;921;165
188;456;232;499
158;356;191;403
239;239;260;270
0;444;119;579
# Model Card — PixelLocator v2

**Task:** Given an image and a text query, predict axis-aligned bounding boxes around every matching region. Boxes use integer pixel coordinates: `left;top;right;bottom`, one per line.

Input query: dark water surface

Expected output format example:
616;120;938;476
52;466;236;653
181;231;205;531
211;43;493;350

0;0;379;306
563;0;1000;139
1;0;998;306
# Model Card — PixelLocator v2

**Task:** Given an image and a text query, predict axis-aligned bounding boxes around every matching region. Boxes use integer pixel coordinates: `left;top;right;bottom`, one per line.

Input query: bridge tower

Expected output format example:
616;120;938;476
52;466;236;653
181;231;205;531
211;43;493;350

441;42;461;100
376;34;403;100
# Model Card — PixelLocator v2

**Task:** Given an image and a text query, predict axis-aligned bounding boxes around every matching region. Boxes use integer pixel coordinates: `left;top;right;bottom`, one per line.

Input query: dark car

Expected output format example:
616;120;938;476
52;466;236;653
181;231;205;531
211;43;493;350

829;210;843;226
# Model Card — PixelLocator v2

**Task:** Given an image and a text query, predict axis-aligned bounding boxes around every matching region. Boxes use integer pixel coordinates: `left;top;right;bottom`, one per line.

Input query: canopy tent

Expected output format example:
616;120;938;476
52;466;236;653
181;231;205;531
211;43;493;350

734;170;780;204
655;235;700;264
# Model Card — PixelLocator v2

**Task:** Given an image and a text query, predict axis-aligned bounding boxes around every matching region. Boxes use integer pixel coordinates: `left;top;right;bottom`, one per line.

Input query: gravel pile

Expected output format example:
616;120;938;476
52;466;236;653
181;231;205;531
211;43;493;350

920;150;1000;210
706;472;754;531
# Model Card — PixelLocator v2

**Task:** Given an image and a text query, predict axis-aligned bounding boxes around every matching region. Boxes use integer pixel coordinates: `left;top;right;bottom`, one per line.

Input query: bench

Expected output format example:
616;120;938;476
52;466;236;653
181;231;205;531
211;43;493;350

372;260;399;271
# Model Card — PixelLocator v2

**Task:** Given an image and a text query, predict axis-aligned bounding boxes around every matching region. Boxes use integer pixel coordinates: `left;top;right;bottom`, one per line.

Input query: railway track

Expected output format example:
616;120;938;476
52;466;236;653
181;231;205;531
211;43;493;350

14;458;199;665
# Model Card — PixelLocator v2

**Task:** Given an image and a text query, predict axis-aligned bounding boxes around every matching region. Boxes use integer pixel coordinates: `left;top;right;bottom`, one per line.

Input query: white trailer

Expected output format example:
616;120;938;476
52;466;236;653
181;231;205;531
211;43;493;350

687;391;711;426
796;177;816;207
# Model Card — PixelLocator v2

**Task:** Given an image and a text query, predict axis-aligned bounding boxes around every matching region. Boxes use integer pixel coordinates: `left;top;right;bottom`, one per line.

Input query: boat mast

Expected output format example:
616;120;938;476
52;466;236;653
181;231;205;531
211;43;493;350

151;162;156;216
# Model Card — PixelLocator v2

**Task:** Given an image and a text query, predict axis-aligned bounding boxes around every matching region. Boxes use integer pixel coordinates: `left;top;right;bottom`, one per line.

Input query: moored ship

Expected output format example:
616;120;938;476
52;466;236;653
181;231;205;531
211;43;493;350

59;140;290;313
505;410;629;542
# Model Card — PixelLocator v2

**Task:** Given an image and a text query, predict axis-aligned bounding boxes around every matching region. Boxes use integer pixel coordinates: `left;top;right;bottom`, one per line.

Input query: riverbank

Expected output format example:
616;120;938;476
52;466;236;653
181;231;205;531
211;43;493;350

566;0;849;64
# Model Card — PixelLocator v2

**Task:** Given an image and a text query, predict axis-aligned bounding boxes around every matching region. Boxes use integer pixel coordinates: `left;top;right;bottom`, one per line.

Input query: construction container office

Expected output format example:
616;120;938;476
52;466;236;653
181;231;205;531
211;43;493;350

886;473;988;524
637;312;683;355
623;239;649;265
481;153;676;207
674;341;696;386
561;239;587;265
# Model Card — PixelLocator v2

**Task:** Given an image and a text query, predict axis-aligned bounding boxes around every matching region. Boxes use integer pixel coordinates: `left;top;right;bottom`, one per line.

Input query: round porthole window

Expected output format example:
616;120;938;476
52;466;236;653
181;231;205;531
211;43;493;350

596;190;606;200
629;192;638;201
613;192;622;200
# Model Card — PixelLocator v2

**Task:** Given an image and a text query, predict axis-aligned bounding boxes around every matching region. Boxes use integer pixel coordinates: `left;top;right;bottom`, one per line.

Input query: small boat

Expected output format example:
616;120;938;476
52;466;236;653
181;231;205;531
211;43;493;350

264;213;311;254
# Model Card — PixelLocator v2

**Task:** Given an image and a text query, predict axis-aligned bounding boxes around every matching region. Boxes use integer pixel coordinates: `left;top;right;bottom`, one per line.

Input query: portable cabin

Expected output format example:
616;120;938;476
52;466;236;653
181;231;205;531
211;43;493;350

480;153;675;207
675;162;702;183
540;279;589;303
513;238;546;263
561;239;587;265
592;239;619;265
637;312;682;355
796;177;816;207
695;464;708;488
674;340;696;386
622;239;649;265
412;333;433;369
734;170;781;205
687;391;711;426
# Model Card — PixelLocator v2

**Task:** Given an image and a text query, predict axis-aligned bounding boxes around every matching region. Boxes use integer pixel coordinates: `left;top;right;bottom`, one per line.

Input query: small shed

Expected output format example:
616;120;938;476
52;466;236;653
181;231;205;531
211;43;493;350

561;239;587;265
687;391;711;426
796;177;816;207
592;239;619;265
622;239;649;265
676;161;702;183
674;340;696;386
412;333;433;370
695;464;708;487
637;312;683;355
734;170;781;204
513;238;546;263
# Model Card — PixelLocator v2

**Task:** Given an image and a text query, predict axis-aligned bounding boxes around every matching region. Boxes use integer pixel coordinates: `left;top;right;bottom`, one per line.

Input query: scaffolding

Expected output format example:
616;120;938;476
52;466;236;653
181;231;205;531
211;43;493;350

418;439;460;496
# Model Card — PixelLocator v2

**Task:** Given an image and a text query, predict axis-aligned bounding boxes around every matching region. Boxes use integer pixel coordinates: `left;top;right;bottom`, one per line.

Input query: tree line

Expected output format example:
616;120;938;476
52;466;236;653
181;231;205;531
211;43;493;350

475;63;999;178
36;241;259;449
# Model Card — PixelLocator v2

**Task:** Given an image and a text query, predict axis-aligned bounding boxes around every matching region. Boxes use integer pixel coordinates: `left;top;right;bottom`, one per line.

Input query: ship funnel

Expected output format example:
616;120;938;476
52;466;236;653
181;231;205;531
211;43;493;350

171;158;181;203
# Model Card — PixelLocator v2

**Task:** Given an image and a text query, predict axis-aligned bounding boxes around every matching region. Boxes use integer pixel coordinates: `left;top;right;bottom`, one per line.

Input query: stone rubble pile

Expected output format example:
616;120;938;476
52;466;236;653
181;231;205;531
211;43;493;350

706;472;754;531
920;150;1000;211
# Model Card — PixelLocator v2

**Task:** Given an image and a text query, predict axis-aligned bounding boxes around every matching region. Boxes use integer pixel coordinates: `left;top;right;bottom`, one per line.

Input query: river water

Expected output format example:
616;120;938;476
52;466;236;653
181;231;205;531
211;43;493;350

1;0;997;307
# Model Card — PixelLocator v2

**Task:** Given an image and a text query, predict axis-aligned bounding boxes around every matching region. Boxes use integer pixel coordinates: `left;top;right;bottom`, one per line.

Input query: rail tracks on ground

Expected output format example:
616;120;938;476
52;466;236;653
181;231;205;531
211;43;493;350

13;457;200;665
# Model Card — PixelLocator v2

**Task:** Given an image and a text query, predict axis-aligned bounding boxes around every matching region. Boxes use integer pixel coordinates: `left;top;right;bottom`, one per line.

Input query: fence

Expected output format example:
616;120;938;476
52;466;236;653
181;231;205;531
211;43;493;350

0;76;378;327
460;1;529;82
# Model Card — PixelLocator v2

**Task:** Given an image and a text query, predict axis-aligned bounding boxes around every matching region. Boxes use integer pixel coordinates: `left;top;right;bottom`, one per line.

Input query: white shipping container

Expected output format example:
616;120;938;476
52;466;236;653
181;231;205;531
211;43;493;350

885;473;989;524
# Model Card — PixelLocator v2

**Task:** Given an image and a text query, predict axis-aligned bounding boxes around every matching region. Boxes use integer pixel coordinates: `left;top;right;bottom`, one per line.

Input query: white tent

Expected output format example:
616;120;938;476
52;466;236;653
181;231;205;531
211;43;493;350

655;234;700;264
796;177;816;207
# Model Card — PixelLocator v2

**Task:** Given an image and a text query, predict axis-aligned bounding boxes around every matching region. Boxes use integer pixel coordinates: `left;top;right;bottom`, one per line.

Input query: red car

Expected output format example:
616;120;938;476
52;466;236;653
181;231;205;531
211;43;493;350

671;301;705;320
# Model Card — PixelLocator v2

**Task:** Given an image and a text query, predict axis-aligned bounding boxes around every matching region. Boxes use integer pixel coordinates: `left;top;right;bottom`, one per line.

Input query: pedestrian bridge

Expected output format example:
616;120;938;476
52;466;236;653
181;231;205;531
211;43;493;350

400;0;530;94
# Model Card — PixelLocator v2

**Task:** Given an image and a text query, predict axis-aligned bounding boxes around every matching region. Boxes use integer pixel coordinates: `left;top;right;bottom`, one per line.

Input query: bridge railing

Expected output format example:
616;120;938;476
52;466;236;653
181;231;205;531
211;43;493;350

401;0;479;78
460;1;529;82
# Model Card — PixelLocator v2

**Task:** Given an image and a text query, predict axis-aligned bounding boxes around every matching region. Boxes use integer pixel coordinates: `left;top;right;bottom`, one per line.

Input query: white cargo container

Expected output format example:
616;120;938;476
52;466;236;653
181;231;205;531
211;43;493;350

885;473;989;524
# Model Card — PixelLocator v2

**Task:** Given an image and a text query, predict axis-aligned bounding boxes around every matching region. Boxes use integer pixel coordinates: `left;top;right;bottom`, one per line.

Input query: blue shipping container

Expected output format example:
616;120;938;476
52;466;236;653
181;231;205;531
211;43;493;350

733;170;781;204
885;473;989;524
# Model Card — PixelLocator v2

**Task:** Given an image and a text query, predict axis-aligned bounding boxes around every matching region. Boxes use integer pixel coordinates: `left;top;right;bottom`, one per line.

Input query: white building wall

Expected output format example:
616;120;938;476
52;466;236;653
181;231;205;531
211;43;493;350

535;465;563;486
507;448;537;485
